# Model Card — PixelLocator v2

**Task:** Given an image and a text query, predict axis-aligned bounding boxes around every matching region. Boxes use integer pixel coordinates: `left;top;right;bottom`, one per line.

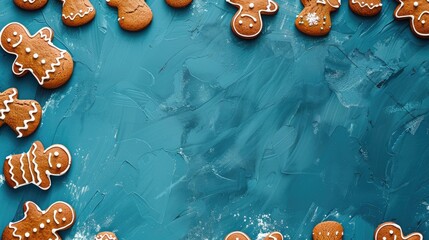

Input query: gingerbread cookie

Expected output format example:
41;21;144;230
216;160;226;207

106;0;153;32
349;0;382;16
0;22;74;89
166;0;192;8
375;222;423;240
313;221;344;240
61;0;96;27
394;0;429;37
265;232;283;240
95;232;118;240
13;0;48;11
3;141;71;190
2;201;75;240
226;0;279;39
225;231;251;240
295;0;340;36
0;88;42;138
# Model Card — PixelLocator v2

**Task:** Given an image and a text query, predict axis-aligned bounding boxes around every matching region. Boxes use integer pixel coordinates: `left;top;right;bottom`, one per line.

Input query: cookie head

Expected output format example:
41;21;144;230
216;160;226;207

45;144;71;175
50;202;75;229
265;232;283;240
95;232;118;240
225;231;251;240
1;23;27;52
313;221;343;240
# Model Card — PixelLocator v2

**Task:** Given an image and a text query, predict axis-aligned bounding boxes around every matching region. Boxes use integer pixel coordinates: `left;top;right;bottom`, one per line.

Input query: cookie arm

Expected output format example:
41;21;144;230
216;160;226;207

38;27;54;41
12;60;26;76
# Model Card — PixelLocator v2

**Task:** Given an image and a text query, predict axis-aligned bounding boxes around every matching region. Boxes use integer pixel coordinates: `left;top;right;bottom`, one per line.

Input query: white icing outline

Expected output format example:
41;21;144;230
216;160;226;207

395;0;429;36
226;0;278;38
15;102;38;138
8;201;75;240
0;22;68;86
375;222;423;240
0;88;17;120
61;0;94;21
267;232;283;240
317;0;341;8
224;231;251;240
351;0;382;9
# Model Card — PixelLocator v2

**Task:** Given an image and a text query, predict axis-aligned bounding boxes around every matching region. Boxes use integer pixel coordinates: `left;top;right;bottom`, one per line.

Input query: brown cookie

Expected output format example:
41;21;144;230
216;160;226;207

0;22;74;89
0;88;41;138
3;141;71;190
313;221;344;240
166;0;192;8
61;0;96;27
374;222;423;240
106;0;153;32
295;0;340;36
13;0;48;11
227;0;279;39
225;231;251;240
349;0;382;16
394;0;429;38
2;201;75;240
265;232;284;240
95;232;118;240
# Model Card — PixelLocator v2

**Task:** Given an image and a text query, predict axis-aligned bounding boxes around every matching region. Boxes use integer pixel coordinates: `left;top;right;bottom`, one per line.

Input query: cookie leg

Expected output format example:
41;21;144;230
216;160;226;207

41;53;74;89
166;0;192;8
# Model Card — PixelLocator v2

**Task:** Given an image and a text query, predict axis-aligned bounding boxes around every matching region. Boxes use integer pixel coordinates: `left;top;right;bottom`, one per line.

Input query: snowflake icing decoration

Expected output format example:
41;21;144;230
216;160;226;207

306;12;320;26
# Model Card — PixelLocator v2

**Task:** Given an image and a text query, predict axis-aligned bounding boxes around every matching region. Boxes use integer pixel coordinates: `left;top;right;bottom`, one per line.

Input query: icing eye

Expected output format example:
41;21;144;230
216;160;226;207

62;217;66;222
59;208;63;213
54;151;60;157
249;24;254;28
239;20;243;25
57;163;62;169
13;32;17;36
249;2;255;8
389;230;394;235
7;38;11;43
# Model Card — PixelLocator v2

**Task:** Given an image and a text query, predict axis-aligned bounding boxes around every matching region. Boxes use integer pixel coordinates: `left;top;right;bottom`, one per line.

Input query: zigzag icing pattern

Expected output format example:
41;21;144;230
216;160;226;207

62;4;94;21
0;88;16;120
351;0;381;9
7;156;19;187
15;102;38;138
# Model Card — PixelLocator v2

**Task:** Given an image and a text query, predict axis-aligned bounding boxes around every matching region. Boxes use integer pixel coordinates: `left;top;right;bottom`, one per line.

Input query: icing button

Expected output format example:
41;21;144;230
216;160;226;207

249;3;255;8
25;47;31;53
414;1;419;6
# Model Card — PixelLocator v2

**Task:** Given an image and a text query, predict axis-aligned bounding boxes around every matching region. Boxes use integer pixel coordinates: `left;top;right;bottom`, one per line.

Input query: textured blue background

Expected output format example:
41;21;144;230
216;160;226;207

0;0;429;239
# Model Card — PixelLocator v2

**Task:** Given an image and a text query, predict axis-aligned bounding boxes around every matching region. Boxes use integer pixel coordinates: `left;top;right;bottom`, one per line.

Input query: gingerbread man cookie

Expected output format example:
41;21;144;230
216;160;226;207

226;0;279;39
349;0;382;16
13;0;48;11
375;222;423;240
3;141;71;190
0;22;74;89
95;232;118;240
395;0;429;37
2;201;75;240
106;0;153;32
265;232;284;240
295;0;340;36
0;88;42;138
61;0;96;27
225;231;251;240
166;0;192;8
313;221;344;240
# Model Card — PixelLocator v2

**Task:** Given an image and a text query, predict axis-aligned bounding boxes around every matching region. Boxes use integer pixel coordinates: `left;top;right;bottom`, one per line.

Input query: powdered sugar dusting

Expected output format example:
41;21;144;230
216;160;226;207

0;174;5;187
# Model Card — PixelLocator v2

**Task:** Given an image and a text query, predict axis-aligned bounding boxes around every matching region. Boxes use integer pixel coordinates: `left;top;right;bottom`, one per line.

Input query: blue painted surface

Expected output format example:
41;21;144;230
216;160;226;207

0;0;429;239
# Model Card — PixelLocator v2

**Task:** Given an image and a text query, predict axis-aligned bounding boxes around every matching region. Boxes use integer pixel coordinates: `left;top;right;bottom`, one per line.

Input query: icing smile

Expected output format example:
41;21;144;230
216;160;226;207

12;34;22;48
